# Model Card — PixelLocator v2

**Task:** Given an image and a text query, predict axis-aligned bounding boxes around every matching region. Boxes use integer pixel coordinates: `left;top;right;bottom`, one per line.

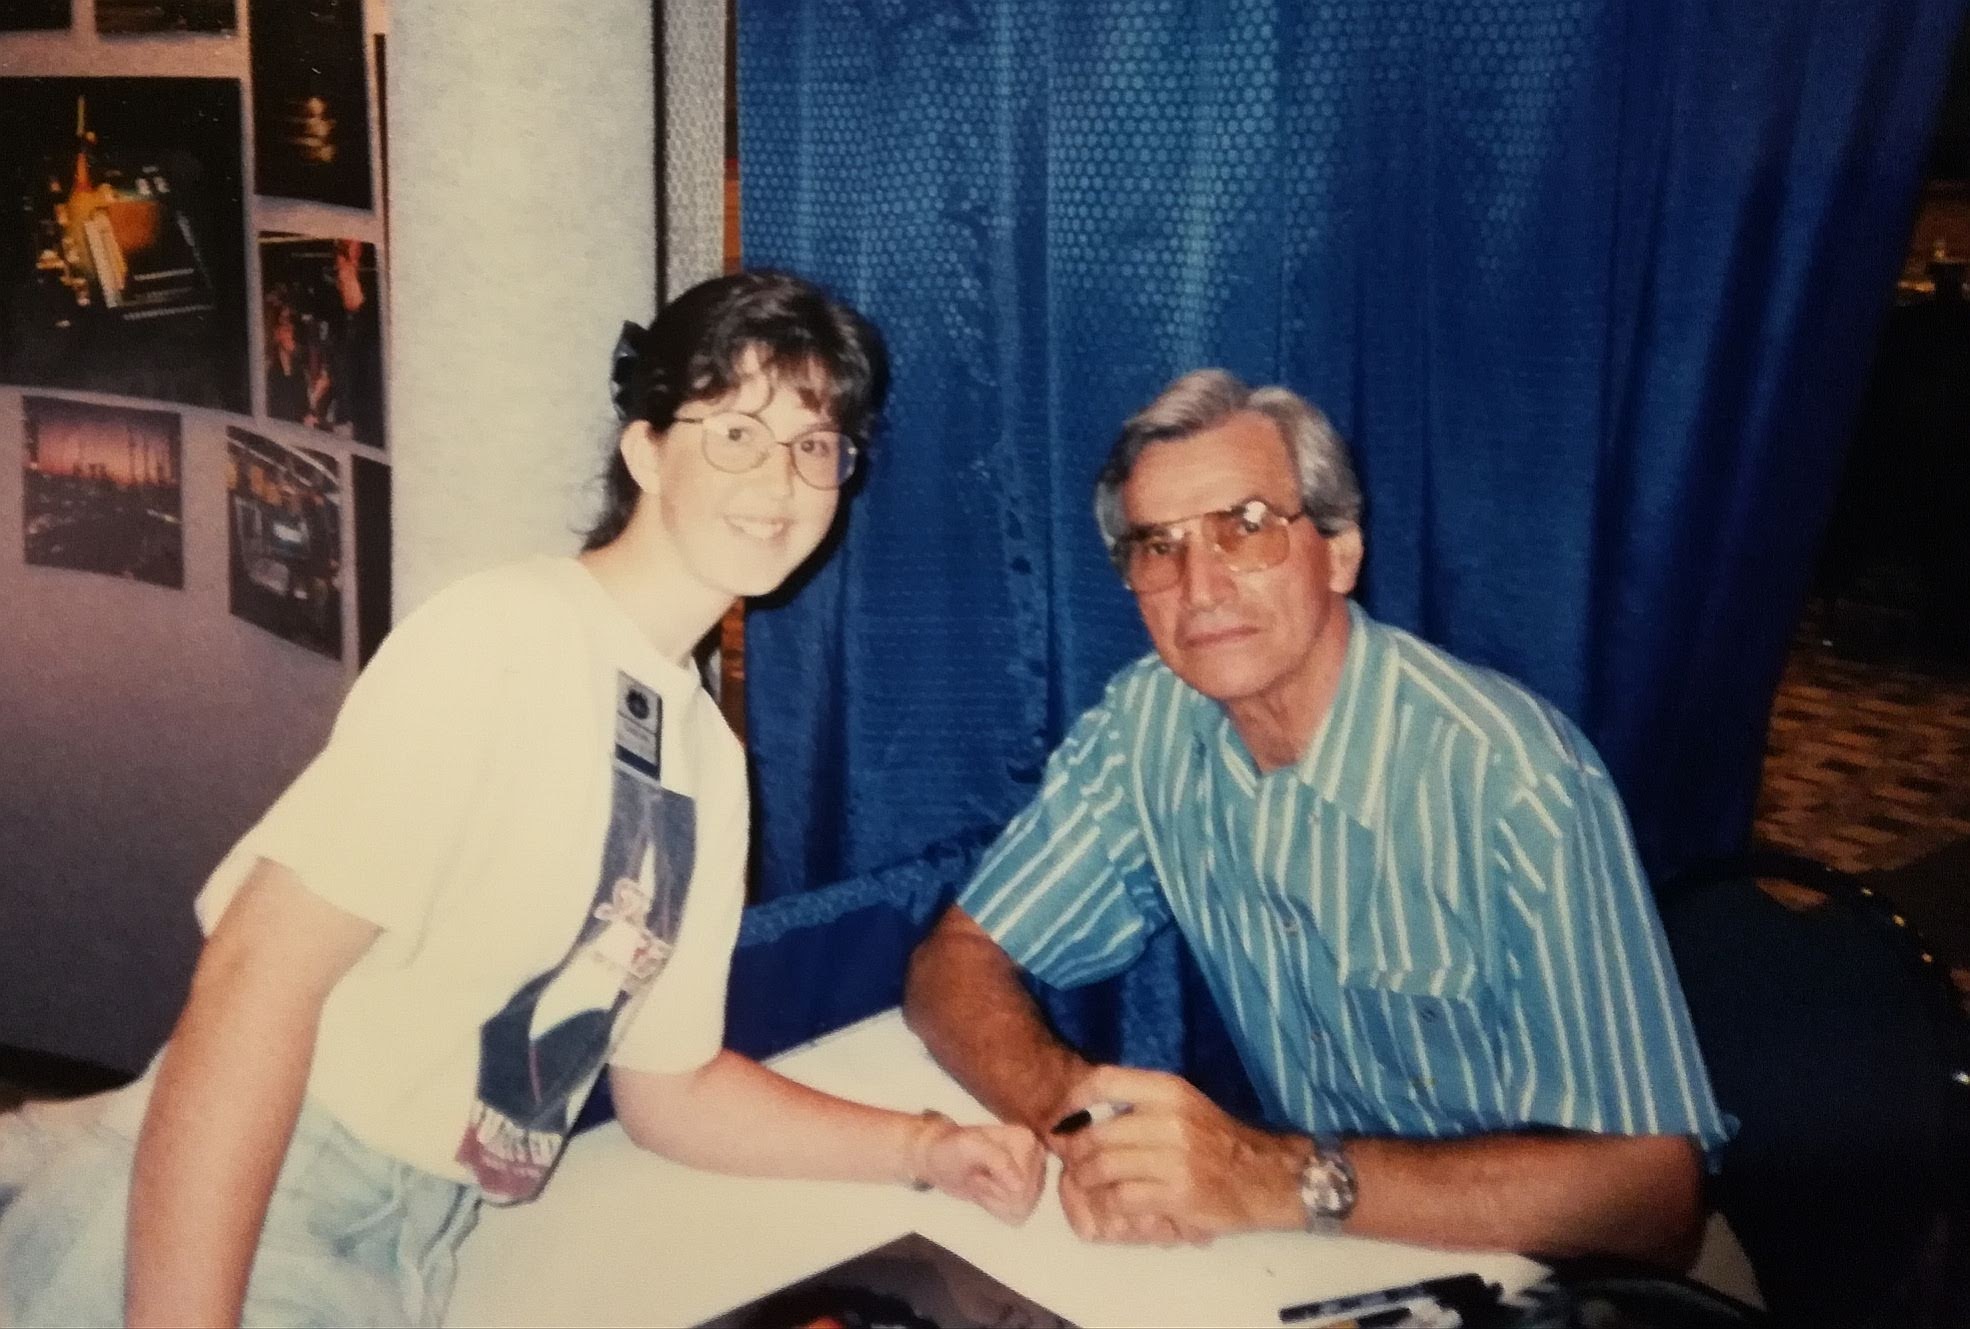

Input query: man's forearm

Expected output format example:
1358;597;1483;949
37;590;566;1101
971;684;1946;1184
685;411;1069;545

1065;1104;1703;1259
1341;1131;1704;1263
903;906;1090;1132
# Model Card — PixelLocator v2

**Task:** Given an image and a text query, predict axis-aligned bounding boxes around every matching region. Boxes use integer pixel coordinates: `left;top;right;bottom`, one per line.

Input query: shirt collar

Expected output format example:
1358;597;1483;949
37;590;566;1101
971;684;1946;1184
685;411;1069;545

1295;601;1391;828
1194;599;1389;828
556;556;705;701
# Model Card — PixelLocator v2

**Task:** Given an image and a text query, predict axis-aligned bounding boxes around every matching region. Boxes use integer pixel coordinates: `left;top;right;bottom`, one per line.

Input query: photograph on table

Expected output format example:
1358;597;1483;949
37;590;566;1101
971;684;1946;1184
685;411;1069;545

259;232;384;447
0;1;69;31
0;77;249;412
700;1233;1076;1329
21;394;183;588
97;0;234;35
226;426;343;659
249;0;372;209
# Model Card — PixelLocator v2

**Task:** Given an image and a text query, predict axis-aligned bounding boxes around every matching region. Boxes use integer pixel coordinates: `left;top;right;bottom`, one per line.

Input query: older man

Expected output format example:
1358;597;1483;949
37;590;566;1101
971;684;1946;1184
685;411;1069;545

904;370;1728;1260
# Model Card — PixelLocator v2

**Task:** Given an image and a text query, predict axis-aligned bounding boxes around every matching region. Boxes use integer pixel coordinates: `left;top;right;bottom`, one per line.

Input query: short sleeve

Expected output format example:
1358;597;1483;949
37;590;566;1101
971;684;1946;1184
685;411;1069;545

1491;752;1732;1154
196;574;530;938
609;737;747;1074
959;688;1169;989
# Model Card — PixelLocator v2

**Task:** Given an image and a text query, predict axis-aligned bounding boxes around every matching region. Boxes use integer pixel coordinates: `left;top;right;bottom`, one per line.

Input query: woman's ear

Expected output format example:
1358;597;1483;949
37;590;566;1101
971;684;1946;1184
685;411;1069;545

619;420;662;495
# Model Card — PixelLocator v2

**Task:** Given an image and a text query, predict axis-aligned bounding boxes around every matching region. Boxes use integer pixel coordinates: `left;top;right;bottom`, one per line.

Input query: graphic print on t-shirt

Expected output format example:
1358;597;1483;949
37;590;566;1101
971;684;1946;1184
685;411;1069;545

457;672;695;1203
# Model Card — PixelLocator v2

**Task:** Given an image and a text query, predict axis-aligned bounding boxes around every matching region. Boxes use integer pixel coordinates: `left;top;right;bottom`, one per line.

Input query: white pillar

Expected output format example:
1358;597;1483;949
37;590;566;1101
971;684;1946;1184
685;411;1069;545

390;0;657;612
663;1;728;298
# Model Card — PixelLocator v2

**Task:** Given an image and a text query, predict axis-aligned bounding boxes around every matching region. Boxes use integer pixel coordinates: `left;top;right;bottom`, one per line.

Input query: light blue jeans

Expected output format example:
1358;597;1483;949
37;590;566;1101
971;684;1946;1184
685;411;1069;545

0;1079;478;1328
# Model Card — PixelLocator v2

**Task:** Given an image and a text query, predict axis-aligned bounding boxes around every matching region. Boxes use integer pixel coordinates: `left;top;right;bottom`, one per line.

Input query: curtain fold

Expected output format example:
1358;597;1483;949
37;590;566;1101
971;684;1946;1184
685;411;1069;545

729;0;1966;1070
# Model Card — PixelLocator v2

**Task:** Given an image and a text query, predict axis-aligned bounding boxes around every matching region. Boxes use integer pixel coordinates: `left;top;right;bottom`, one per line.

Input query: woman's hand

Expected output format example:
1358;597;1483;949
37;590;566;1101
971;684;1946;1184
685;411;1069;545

911;1114;1047;1226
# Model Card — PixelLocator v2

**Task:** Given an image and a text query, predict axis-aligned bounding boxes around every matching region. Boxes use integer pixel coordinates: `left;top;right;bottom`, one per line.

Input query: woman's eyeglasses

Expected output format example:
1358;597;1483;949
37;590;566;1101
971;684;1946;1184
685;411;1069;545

673;410;861;490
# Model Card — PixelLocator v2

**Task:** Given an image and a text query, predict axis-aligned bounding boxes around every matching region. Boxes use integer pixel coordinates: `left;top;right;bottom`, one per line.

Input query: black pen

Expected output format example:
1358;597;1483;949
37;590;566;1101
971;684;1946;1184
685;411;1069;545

1347;1310;1417;1329
1279;1272;1495;1324
1050;1100;1133;1135
1289;1305;1434;1329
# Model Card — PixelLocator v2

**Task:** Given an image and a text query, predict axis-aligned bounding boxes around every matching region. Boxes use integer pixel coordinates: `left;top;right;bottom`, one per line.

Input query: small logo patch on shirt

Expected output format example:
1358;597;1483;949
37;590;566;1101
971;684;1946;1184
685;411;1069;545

613;671;661;780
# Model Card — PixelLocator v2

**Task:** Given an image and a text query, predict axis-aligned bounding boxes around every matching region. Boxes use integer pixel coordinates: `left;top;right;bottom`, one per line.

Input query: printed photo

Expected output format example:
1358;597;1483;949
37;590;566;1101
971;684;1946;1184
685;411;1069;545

22;395;183;588
250;0;372;209
227;427;343;659
0;1;69;31
375;33;389;235
260;233;384;447
701;1232;1076;1329
0;77;249;412
350;451;390;664
97;0;234;34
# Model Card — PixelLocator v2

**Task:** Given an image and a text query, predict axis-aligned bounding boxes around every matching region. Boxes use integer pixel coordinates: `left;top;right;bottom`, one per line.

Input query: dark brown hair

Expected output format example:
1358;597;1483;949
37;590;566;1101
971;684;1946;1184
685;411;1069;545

585;270;888;549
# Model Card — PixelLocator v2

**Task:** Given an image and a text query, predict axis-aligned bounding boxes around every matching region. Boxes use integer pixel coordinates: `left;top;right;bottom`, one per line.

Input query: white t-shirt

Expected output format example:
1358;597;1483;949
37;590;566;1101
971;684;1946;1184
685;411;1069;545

195;557;747;1202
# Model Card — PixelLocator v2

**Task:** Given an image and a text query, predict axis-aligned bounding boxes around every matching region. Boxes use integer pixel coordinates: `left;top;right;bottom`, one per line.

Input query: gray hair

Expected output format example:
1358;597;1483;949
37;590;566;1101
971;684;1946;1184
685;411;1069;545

1093;369;1363;560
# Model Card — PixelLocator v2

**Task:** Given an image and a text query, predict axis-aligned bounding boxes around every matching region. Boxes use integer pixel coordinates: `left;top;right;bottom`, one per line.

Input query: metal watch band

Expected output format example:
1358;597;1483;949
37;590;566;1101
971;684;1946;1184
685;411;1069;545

1298;1132;1358;1233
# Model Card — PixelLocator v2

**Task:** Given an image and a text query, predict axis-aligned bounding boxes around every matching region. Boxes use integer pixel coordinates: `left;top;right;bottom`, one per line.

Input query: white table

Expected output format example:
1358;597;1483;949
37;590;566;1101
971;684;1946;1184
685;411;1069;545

446;1011;1543;1328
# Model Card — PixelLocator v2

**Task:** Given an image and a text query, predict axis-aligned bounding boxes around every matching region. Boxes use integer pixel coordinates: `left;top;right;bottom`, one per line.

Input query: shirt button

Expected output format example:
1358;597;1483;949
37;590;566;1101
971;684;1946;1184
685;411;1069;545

1280;916;1300;933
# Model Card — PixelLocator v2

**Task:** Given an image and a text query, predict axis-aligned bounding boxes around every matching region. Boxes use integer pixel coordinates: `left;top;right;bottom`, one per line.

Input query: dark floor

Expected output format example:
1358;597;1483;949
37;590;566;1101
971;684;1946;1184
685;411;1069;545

1752;565;1970;971
1757;587;1970;871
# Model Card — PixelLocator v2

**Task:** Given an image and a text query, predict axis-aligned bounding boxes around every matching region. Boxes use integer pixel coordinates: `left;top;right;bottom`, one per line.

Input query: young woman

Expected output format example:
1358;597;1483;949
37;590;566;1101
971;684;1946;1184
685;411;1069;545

0;271;1044;1327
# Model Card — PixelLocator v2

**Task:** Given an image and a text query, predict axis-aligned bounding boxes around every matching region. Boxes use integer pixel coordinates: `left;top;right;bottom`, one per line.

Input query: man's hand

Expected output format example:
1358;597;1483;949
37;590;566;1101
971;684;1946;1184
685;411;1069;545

1049;1065;1307;1245
1056;1154;1212;1246
912;1117;1047;1226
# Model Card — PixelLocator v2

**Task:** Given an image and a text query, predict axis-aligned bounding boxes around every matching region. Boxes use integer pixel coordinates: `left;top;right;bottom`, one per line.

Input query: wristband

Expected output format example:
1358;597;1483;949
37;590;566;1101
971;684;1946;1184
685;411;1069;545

909;1109;954;1191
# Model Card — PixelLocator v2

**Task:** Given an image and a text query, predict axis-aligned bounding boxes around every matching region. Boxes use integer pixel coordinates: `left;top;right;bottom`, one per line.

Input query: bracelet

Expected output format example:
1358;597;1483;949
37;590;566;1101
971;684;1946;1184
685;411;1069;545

908;1109;954;1191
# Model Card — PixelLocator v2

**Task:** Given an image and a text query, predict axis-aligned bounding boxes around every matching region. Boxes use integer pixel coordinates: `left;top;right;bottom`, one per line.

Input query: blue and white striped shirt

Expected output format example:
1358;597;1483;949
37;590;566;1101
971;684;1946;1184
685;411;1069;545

961;602;1730;1151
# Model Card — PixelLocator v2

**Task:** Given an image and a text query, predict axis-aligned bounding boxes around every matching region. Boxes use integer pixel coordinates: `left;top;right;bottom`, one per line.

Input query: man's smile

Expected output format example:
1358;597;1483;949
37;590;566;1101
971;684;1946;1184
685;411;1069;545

1179;621;1260;649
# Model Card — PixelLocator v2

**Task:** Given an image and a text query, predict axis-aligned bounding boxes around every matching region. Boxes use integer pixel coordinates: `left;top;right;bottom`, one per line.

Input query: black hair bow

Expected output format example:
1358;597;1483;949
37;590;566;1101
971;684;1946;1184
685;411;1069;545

610;321;646;423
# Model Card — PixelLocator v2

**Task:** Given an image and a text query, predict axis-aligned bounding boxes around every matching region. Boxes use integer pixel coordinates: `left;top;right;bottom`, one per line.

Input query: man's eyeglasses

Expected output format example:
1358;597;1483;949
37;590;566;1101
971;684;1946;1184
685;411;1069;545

673;410;861;491
1115;498;1310;594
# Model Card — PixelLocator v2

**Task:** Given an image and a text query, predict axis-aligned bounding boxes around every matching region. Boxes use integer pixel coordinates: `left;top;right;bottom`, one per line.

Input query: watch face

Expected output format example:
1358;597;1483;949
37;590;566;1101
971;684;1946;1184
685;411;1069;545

1300;1144;1358;1229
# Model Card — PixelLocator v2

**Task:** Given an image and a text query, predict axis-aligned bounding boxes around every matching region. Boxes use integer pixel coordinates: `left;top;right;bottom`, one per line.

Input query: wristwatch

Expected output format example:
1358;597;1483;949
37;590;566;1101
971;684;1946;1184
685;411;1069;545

1297;1133;1357;1233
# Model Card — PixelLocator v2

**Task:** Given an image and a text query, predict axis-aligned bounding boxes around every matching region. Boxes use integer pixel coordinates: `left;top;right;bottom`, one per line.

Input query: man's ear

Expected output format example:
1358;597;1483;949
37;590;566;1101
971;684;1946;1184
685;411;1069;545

1325;524;1364;595
619;421;662;495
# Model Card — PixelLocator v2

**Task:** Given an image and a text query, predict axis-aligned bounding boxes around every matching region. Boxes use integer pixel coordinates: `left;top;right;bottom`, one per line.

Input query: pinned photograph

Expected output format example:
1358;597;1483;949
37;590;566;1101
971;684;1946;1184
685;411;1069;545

227;427;342;658
375;32;389;234
260;233;384;447
0;1;69;31
350;451;390;664
97;0;234;34
22;395;183;588
0;77;249;412
250;0;372;209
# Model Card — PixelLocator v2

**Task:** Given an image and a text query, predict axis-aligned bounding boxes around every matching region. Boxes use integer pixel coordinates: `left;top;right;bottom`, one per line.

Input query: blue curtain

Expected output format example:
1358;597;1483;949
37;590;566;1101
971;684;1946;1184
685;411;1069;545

724;0;1966;1073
